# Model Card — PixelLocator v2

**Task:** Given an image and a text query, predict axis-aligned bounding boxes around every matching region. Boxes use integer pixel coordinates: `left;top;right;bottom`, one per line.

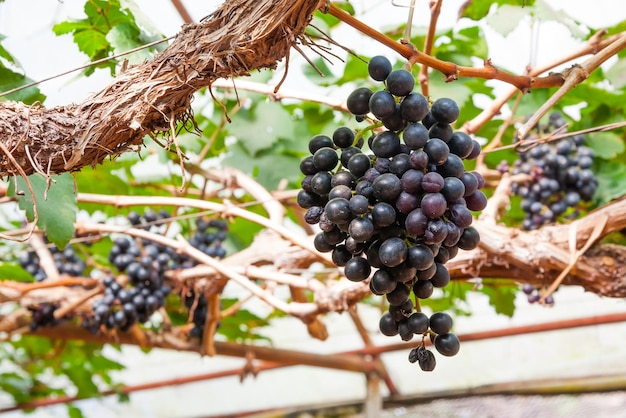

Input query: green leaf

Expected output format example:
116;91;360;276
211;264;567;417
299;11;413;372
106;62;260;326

486;5;529;36
0;33;17;66
107;23;152;64
585;132;625;159
0;262;35;283
302;57;338;87
461;0;535;21
606;57;626;89
67;404;85;418
0;67;46;104
595;160;626;204
479;280;518;317
228;101;295;156
8;173;77;249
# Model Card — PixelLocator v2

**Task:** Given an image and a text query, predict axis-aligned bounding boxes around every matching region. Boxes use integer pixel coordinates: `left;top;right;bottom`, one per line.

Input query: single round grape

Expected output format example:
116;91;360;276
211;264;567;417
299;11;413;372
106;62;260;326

400;93;429;123
448;131;474;159
386;282;411;306
308;135;333;154
299;156;318;175
381;107;406;132
465;190;488;211
386;69;415;97
413;279;434;299
310;171;332;196
368;55;392;81
369;90;396;119
431;98;460;124
429;311;453;334
324;198;352;224
370;269;397;295
379;237;408;268
424;138;450;165
466;140;482;160
449;204;473;228
395;191;420;214
441;177;466;202
457;226;480;250
349;194;369;215
398;319;414;341
401;169;424;194
406;244;434;270
379;312;399;336
348;153;371;177
349;217;375;242
331;171;356;189
340;146;362;167
331;245;352;267
333;127;355;149
389;153;412;177
344;256;371;282
345;236;365;254
460;172;479;196
312;147;339;171
409;149;429;170
403;123;429;150
438;154;465;178
434;333;460;356
424;218;448;244
371;131;401;158
322;227;347;246
372;173;402;201
346;87;373;116
422;171;445;193
429;122;453;143
407;312;429;334
420;193;447;218
328;184;352;201
405;208;428;237
430;263;450;288
371;202;396;227
314;232;335;253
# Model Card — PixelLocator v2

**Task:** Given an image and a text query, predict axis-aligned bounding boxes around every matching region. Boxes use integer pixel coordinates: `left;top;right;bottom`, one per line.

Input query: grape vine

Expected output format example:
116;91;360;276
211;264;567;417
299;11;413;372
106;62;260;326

298;56;486;370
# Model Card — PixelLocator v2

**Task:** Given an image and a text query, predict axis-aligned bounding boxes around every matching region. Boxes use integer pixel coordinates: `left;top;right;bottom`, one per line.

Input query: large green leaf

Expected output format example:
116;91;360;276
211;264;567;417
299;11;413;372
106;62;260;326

0;67;46;104
595;160;626;204
585;131;625;159
479;280;518;317
0;262;35;282
8;173;77;249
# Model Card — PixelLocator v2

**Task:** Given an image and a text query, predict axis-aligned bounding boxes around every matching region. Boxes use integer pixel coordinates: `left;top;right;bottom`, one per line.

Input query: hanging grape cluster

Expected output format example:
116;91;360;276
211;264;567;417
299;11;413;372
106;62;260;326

297;56;486;371
510;112;598;230
19;209;229;336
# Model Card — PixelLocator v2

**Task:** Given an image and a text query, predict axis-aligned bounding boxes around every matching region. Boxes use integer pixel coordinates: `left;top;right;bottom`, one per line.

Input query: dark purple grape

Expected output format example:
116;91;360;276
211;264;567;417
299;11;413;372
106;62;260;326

409;149;429;170
413;279;434;299
368;55;392;81
434;333;460;356
372;173;402;201
346;87;373;115
424;138;450;165
429;312;453;334
324;198;352;224
441;177;465;202
304;206;323;224
333;127;355;149
448;131;474;159
407;312;429;334
379;312;399;336
369;90;396;119
308;135;333;154
430;263;450;288
401;169;424;194
348;153;371;177
310;171;332;196
371;131;401;158
331;245;352;267
429;122;453;142
386;282;411;306
417;347;437;371
370;269;397;295
371;202;396;227
312;147;339;171
457;226;480;250
386;69;415;97
401;94;429;123
405;208;428;238
431;98;460;124
344;256;371;281
379;237;408;268
465;190;488;211
349;217;375;242
420;193;447;218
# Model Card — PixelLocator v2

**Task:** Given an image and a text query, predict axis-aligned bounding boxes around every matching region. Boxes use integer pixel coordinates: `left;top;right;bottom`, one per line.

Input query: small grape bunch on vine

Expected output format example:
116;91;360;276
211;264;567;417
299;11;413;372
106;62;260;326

510;112;598;230
297;56;486;371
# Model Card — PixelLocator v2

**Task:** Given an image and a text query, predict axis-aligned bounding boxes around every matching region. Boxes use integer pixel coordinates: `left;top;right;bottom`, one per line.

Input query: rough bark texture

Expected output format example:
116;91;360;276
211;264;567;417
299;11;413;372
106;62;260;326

0;0;320;177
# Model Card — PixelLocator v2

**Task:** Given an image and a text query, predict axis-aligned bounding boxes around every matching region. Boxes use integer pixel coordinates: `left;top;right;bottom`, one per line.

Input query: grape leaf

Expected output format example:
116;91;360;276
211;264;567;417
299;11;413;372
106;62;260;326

461;0;535;21
606;57;626;89
0;67;46;104
486;5;530;36
595;160;626;204
8;173;77;249
585;132;625;159
479;280;518;317
67;405;85;418
0;262;35;283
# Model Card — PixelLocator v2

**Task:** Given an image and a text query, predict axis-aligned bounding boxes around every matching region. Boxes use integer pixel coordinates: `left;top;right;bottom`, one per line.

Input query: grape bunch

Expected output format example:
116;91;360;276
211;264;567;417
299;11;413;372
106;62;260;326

182;289;210;338
511;112;598;230
28;303;60;331
521;283;555;305
297;55;486;370
18;243;86;281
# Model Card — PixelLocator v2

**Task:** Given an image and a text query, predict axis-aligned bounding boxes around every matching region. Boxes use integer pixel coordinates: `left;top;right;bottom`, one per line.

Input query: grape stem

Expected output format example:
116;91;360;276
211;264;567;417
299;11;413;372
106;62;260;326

516;34;626;140
326;4;565;92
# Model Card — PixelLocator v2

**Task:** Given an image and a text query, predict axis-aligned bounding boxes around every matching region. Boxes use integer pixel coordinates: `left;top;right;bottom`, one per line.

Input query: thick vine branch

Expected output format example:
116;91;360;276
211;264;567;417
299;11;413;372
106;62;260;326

0;0;321;177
